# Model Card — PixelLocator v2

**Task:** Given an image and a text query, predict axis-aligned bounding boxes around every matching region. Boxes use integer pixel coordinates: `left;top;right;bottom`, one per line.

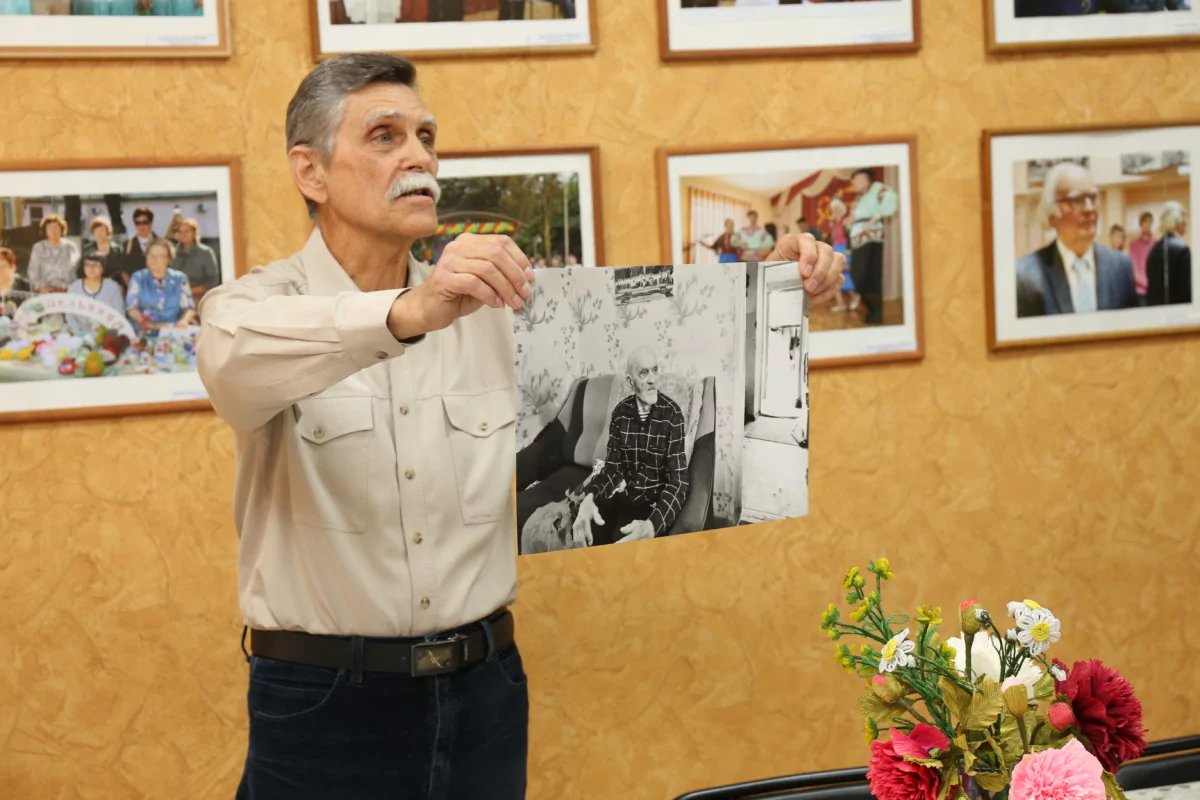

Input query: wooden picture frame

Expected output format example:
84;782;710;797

982;121;1200;352
310;0;598;62
0;0;232;60
657;136;924;369
657;0;920;62
427;145;606;268
985;0;1200;55
0;156;245;425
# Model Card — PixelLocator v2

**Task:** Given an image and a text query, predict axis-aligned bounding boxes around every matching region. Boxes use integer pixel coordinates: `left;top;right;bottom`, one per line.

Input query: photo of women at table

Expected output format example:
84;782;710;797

0;0;204;14
329;0;575;23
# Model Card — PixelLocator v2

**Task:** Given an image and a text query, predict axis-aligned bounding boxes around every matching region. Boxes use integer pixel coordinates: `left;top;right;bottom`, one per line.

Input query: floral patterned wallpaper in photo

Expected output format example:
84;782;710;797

514;264;746;523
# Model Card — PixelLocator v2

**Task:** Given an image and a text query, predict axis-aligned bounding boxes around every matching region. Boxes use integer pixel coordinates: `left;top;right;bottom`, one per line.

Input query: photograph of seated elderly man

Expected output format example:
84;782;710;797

571;346;689;548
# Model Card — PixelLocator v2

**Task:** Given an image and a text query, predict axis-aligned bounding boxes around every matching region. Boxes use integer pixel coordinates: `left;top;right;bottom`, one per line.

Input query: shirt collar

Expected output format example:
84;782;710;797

1055;237;1095;273
299;226;429;297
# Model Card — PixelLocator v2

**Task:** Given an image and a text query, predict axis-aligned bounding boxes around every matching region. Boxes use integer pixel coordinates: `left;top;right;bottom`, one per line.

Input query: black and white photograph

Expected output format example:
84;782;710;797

417;148;603;269
988;0;1200;53
513;260;810;556
659;0;917;60
0;158;242;422
314;0;595;59
985;123;1200;349
659;138;922;367
0;0;230;59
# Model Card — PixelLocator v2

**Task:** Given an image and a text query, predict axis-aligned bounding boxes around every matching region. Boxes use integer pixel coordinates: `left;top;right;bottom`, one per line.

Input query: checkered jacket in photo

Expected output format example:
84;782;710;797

586;392;690;536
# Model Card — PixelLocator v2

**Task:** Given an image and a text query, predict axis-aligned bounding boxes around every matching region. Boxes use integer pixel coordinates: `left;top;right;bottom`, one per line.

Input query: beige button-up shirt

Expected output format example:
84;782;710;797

196;228;517;637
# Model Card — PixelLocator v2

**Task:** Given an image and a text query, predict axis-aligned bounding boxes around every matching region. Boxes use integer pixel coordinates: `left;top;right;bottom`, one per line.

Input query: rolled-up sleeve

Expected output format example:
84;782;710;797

196;278;413;432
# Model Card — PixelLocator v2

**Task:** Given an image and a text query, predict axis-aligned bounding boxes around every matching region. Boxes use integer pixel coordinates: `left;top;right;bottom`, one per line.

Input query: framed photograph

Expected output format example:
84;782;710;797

0;157;244;424
658;137;923;368
0;0;231;60
984;122;1200;350
658;0;919;62
512;259;810;555
986;0;1200;54
311;0;597;61
416;146;604;268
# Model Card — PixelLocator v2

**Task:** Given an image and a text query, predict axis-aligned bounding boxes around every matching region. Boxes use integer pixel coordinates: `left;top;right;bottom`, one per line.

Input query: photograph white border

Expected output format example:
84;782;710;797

313;0;594;57
436;150;601;268
662;0;915;58
0;162;240;420
987;124;1200;348
990;0;1200;50
662;141;921;366
0;1;229;57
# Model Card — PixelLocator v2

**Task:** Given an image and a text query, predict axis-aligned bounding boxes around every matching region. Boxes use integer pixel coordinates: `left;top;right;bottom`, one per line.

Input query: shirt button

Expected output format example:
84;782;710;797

412;532;423;544
398;405;409;415
313;427;324;440
420;597;430;610
478;421;488;431
375;351;388;360
405;469;415;480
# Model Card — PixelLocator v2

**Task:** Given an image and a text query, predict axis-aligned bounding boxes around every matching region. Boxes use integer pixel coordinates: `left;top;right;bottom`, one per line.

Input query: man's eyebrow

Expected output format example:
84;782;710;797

362;110;438;130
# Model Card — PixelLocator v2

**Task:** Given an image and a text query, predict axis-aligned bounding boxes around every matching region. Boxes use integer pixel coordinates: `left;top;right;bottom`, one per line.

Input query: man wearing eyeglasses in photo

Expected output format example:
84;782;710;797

123;206;160;276
1016;161;1137;318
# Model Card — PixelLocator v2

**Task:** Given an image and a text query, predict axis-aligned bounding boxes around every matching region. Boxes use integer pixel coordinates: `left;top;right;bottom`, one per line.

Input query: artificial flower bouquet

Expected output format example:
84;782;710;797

820;558;1148;800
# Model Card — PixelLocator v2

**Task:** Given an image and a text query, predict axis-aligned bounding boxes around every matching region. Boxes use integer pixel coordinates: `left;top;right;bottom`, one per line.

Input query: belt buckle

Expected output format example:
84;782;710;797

411;634;464;677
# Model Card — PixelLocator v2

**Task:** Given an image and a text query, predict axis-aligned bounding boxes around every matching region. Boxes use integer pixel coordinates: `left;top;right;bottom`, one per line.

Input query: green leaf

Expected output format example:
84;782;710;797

903;754;945;769
972;771;1010;792
1102;771;1131;800
1033;671;1055;702
960;679;1006;731
936;765;959;800
940;677;972;722
857;689;910;727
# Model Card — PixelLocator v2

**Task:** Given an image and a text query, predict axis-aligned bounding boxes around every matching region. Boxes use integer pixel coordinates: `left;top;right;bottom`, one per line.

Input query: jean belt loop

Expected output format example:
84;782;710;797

240;625;251;664
350;635;365;684
480;618;497;662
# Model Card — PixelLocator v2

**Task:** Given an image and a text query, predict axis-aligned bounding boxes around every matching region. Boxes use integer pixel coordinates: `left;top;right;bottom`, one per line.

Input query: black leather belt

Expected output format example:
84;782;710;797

249;608;514;677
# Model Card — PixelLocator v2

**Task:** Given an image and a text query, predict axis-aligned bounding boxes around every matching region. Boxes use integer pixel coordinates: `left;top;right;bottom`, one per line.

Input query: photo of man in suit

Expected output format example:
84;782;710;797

1016;161;1137;317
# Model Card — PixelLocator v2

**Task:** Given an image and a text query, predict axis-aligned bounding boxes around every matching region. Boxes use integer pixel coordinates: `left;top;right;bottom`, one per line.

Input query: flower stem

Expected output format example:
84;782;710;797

1016;714;1030;755
964;632;974;683
897;698;934;726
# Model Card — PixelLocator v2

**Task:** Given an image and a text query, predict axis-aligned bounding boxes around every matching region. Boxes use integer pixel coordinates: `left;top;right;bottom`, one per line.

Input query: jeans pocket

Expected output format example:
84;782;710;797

248;656;347;723
491;644;528;689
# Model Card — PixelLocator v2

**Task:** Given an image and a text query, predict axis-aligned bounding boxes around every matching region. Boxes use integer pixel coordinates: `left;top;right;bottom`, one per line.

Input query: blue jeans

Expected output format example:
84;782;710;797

236;641;529;799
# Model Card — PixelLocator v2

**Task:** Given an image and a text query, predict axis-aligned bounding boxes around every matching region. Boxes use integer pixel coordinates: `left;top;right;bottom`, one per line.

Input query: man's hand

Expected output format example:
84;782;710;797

571;492;603;548
766;232;845;306
616;519;655;543
387;233;534;341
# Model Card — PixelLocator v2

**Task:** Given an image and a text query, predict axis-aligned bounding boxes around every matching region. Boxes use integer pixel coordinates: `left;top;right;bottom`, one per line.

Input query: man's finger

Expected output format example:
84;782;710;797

458;236;532;305
455;257;526;310
620;522;633;533
496;235;535;281
445;268;504;309
591;505;605;525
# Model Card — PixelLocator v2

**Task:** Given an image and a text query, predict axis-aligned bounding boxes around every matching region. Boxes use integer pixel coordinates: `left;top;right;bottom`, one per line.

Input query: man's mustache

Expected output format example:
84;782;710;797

385;172;442;204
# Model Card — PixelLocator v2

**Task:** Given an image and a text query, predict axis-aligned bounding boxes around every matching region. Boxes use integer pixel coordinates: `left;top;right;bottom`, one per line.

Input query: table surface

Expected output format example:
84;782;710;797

1127;784;1199;800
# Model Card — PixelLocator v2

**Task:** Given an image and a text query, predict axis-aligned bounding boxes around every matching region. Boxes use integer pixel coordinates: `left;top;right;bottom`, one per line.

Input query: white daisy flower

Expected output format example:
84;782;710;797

1014;606;1061;656
878;628;917;673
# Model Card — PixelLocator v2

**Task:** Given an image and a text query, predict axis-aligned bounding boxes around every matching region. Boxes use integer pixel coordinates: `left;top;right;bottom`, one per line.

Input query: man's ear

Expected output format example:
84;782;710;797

288;145;329;210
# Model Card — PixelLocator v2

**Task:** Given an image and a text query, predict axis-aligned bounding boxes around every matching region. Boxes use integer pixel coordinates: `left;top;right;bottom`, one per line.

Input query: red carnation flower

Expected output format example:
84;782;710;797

867;725;946;800
1061;659;1148;772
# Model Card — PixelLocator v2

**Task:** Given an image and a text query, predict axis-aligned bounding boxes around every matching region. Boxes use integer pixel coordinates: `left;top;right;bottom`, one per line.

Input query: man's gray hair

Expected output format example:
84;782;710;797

1159;200;1187;236
285;53;419;218
1036;162;1087;230
626;346;658;378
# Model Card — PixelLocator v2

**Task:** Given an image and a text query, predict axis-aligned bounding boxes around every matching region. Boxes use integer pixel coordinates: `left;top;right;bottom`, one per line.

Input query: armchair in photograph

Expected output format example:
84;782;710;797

516;372;716;545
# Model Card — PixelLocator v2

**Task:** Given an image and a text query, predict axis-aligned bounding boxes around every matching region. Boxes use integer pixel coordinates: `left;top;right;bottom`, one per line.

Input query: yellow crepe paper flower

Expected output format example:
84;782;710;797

917;605;943;626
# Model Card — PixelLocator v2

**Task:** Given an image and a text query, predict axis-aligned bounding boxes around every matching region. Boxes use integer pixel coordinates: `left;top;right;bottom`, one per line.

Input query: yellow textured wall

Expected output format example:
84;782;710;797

3;2;1200;798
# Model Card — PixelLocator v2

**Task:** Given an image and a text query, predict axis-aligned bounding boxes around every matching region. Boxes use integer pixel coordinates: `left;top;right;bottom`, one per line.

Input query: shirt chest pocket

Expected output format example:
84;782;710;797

442;387;517;526
287;396;374;533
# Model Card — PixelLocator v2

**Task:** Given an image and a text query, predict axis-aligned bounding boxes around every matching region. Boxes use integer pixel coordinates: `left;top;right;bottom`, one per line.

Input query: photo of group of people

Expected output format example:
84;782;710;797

513;260;809;555
661;139;921;366
663;0;917;59
986;123;1199;348
0;161;239;421
0;1;202;13
330;0;574;23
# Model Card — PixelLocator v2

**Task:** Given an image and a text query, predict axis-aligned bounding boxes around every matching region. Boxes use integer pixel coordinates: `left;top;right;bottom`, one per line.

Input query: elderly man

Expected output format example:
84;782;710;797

1016;162;1137;317
1146;200;1192;307
171;218;221;302
196;53;843;799
571;346;688;548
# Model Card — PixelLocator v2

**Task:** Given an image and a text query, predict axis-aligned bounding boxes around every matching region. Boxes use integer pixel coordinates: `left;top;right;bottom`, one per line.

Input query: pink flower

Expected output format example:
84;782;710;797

1049;703;1078;731
1002;677;1026;692
1009;738;1106;800
866;725;949;800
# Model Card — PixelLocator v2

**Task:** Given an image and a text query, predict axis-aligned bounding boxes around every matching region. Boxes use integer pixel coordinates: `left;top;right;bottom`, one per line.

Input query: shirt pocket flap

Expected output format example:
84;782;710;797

442;388;516;439
295;396;374;444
